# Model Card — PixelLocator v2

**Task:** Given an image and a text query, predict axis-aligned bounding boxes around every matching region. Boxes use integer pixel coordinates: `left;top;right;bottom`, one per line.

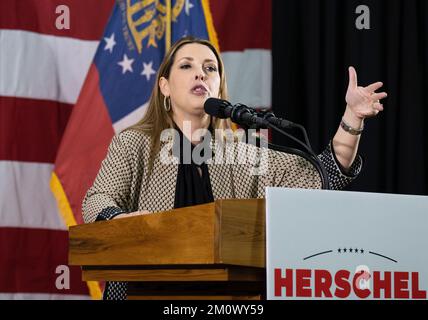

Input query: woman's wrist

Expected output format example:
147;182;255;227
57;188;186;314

95;206;127;221
342;105;364;129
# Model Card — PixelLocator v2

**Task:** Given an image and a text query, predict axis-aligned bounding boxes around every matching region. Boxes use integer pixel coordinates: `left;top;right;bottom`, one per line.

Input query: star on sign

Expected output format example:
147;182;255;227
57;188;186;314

185;0;194;15
118;54;134;74
141;61;156;81
104;33;116;53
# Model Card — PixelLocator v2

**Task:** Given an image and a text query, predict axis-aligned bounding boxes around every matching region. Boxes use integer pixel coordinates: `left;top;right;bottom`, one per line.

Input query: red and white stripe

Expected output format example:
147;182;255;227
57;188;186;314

211;0;272;107
0;293;89;300
0;0;271;299
0;29;98;104
0;0;114;299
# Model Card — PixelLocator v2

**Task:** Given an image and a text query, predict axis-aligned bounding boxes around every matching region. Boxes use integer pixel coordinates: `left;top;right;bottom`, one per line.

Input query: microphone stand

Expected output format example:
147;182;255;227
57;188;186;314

264;124;331;190
239;108;330;190
206;100;330;189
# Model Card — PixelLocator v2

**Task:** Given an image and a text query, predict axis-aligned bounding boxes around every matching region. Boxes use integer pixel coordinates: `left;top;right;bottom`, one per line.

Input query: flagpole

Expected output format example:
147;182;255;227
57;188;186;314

165;0;171;52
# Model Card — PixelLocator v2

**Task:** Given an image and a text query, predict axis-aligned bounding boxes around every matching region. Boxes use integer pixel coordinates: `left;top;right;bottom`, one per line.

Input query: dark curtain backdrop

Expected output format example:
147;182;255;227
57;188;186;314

272;0;428;195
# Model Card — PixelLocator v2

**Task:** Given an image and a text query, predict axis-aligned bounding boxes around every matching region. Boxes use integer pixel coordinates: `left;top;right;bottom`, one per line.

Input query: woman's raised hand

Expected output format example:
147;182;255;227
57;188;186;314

345;66;388;119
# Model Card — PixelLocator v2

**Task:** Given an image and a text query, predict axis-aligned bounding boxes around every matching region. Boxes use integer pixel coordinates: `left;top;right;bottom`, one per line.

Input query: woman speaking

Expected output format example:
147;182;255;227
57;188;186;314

82;37;387;299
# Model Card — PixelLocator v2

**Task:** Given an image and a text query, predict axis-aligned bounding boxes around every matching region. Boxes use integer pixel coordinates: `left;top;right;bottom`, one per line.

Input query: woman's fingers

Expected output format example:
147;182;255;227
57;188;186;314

113;210;151;219
361;102;383;117
113;213;129;219
346;69;387;119
371;92;388;101
373;102;384;112
129;210;151;216
366;81;383;93
348;66;358;90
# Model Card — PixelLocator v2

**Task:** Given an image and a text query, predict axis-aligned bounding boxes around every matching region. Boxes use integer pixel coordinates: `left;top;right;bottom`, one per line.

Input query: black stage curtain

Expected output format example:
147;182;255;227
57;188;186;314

272;0;428;195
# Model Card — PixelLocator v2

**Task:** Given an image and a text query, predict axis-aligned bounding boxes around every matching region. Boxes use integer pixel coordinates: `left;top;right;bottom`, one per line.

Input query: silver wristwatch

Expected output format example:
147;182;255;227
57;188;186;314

340;118;364;135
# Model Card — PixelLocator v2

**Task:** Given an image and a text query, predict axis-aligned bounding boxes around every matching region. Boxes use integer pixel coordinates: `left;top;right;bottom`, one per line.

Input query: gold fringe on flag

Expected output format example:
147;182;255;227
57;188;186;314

201;0;220;52
165;0;172;52
50;173;103;300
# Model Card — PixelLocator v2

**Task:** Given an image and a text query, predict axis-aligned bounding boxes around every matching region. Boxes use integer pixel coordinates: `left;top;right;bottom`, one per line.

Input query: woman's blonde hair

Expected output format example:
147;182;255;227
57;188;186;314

128;36;231;171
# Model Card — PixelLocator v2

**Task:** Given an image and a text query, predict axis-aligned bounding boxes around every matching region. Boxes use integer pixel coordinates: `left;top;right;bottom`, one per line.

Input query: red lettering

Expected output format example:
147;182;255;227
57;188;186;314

411;272;426;299
373;271;392;299
334;270;351;298
274;268;293;297
394;272;409;299
296;269;312;297
274;268;425;300
314;269;333;298
353;270;371;299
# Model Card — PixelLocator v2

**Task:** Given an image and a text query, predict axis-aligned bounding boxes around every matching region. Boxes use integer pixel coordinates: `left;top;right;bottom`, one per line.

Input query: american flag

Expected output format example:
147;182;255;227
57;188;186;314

0;0;271;299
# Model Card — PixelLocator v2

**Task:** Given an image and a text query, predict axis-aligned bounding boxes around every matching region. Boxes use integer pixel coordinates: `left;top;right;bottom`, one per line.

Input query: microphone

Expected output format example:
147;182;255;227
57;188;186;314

204;97;232;118
255;110;295;129
205;98;296;129
203;98;330;189
204;98;266;127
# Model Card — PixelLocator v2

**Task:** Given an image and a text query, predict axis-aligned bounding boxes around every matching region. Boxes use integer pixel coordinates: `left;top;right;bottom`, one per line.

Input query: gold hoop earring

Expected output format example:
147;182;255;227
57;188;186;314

163;96;171;112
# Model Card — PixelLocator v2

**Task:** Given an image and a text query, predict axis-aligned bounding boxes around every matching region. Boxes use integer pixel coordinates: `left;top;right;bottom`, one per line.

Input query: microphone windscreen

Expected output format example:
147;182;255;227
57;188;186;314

204;98;231;118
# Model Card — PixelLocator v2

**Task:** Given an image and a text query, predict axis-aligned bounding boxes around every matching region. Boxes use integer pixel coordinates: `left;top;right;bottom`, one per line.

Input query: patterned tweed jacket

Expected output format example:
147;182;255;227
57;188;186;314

82;129;362;300
82;129;362;223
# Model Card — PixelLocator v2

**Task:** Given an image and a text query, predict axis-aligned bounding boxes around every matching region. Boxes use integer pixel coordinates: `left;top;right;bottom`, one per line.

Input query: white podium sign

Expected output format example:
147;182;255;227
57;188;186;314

266;187;428;300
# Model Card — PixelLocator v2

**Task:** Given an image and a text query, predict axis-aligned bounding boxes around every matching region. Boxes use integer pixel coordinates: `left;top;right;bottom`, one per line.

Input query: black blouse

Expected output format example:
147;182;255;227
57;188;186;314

173;125;214;208
95;124;215;222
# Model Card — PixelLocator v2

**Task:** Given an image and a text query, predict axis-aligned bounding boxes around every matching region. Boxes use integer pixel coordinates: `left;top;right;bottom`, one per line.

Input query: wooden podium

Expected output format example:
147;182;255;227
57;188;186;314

69;199;266;300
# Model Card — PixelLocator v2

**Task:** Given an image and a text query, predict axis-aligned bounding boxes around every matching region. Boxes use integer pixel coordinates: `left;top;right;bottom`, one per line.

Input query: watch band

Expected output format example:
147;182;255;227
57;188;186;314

340;118;364;135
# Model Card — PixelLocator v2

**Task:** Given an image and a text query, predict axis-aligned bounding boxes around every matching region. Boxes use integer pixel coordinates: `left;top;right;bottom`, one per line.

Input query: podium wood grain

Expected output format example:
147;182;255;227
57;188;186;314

69;199;266;299
69;199;266;267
